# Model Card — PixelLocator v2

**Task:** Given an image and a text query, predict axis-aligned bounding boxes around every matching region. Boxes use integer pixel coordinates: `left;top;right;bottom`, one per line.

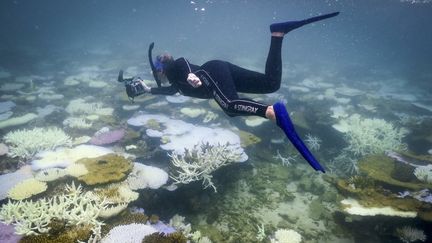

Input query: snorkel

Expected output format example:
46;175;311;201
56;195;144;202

148;42;162;87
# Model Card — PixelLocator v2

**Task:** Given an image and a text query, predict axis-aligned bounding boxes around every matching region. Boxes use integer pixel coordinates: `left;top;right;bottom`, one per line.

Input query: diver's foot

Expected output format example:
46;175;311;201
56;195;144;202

270;11;339;34
273;102;326;172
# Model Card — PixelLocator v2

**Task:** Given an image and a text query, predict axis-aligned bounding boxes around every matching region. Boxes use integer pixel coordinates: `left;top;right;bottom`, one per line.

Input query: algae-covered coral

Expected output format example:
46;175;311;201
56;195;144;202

76;153;133;185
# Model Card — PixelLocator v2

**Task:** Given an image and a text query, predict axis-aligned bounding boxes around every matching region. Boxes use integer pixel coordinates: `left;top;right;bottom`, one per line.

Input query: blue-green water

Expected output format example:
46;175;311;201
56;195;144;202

0;0;431;242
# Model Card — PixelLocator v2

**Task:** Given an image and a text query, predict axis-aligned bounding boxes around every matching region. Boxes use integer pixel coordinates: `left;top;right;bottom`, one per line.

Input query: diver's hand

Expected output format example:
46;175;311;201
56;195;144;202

138;80;152;93
187;73;202;88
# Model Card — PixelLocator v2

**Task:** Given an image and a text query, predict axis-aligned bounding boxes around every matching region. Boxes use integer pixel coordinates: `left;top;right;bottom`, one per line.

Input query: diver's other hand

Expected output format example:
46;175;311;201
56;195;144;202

187;73;202;88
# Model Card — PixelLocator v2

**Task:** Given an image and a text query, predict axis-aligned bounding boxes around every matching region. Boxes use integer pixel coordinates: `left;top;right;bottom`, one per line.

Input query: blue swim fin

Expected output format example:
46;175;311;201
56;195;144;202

273;102;325;173
270;11;340;34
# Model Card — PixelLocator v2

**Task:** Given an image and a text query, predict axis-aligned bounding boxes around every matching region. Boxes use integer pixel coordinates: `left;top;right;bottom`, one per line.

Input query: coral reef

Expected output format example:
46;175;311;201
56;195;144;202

0;183;105;236
101;223;157;243
4;127;72;160
127;113;247;160
90;127;125;145
334;114;408;156
395;226;427;243
0;166;33;200
7;178;47;200
413;165;432;184
270;229;302;243
142;232;188;243
126;163;168;190
76;154;133;185
31;144;113;171
0;113;38;129
169;143;243;192
19;224;93;243
65;98;113;117
0;222;22;243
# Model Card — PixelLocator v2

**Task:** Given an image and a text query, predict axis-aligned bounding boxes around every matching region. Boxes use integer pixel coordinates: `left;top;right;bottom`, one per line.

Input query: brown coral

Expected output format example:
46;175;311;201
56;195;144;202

76;154;133;185
142;232;187;243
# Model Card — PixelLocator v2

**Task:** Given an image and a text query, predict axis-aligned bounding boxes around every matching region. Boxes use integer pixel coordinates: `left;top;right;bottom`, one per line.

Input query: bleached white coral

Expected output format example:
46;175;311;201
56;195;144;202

270;229;302;243
4;127;72;159
101;223;157;243
340;114;408;156
413;165;432;184
305;134;321;151
169;214;192;236
63;117;93;129
7;178;48;200
396;226;426;243
169;142;243;192
66;98;113;116
127;163;168;190
0;182;106;236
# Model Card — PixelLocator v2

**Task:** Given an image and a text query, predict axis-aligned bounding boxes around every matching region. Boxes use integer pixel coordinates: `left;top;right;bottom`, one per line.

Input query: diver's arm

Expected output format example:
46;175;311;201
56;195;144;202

149;85;178;95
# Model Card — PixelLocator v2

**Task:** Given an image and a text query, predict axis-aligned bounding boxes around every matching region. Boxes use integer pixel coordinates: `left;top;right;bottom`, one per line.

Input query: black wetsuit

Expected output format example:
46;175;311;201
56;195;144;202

150;36;283;118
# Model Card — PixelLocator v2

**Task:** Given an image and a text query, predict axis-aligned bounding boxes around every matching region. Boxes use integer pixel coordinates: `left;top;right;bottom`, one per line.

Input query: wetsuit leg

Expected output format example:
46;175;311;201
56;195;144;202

197;61;269;118
229;36;283;94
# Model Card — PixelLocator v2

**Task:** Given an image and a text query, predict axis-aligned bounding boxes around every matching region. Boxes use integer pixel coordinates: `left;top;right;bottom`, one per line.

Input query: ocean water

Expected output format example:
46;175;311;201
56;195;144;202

0;0;432;242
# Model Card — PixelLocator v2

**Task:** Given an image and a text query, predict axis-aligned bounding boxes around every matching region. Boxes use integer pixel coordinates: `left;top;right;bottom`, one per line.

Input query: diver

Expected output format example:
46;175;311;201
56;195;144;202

119;12;340;173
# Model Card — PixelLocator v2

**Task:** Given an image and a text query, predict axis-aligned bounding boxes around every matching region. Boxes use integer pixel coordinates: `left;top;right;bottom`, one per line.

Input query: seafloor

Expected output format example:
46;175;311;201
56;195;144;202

0;41;431;243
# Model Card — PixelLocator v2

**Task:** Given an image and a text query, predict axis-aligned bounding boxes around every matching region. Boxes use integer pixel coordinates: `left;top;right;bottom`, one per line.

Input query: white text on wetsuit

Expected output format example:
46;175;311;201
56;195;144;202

234;104;258;113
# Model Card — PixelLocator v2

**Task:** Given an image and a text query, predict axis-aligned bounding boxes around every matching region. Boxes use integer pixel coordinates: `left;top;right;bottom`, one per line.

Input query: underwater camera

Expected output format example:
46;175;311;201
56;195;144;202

117;70;147;100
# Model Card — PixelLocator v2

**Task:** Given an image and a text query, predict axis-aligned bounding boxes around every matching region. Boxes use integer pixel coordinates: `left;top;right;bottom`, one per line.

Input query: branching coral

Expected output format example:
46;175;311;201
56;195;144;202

414;165;432;184
395;226;426;243
339;114;408;157
4;127;72;160
0;182;106;237
169;142;242;192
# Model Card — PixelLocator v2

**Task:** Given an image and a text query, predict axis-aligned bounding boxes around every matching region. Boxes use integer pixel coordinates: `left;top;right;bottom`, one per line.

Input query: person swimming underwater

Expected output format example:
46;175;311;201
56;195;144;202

119;11;340;172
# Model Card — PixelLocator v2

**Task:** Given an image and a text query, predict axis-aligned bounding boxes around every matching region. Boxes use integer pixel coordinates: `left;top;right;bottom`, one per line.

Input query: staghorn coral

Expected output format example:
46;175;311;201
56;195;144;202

169;142;242;192
337;114;408;157
4;127;72;160
0;182;106;237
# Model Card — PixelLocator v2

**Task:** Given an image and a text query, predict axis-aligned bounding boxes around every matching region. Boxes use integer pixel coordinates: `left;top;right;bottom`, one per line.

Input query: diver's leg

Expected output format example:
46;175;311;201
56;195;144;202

198;61;269;118
230;36;283;94
270;11;339;34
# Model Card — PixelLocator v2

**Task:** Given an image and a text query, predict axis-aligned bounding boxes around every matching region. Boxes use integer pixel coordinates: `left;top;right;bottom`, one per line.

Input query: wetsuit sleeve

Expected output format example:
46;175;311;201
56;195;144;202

150;85;178;95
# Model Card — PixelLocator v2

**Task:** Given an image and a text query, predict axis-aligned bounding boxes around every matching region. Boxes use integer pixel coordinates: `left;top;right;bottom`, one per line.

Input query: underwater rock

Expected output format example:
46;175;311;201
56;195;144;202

77;154;133;185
